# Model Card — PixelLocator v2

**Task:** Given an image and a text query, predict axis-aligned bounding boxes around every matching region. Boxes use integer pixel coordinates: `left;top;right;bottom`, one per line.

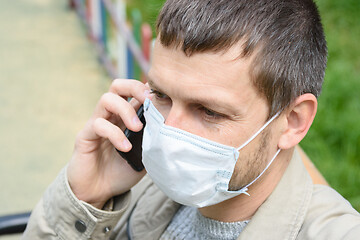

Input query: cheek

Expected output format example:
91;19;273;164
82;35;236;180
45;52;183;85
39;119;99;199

218;125;239;146
228;129;272;190
195;121;238;146
210;121;250;147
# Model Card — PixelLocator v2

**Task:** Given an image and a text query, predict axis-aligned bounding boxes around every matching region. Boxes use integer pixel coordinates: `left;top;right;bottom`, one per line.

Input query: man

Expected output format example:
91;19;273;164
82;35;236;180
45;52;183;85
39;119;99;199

23;0;360;239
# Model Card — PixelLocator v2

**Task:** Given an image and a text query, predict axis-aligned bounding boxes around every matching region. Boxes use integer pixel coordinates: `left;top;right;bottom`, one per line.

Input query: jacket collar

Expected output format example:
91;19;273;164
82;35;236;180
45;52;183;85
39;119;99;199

238;148;313;239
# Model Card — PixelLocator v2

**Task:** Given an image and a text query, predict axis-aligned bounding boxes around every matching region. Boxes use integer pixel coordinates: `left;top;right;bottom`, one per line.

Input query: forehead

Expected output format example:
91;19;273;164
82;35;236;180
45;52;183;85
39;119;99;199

149;39;262;106
154;40;245;79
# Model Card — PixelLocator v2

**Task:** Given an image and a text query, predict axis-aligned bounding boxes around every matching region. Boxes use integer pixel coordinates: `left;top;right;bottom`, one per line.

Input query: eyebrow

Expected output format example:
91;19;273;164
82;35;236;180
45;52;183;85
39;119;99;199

147;75;241;117
188;96;239;117
147;77;162;92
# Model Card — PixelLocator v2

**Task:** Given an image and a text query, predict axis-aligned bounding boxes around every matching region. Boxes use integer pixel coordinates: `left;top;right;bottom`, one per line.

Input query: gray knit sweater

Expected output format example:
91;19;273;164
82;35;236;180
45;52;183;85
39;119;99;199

160;205;249;240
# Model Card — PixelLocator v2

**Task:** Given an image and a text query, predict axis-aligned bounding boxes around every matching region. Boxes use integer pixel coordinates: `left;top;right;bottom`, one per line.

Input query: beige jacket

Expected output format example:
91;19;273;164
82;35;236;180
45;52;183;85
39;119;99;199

23;149;360;239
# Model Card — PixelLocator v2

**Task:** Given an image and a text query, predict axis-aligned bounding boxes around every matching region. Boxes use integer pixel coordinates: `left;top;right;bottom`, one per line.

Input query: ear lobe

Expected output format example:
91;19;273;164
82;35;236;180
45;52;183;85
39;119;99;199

278;94;317;149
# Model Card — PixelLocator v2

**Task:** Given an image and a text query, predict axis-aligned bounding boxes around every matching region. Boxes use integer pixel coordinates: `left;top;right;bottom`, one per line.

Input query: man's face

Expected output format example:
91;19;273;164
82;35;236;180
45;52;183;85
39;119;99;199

147;39;278;189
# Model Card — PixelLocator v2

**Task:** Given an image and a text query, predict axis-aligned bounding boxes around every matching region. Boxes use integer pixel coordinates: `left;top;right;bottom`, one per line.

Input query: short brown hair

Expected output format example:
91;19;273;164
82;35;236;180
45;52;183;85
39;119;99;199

156;0;328;117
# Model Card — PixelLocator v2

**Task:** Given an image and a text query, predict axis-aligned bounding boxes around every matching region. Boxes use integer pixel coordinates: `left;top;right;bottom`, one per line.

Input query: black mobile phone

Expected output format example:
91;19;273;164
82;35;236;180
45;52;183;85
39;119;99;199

116;105;146;171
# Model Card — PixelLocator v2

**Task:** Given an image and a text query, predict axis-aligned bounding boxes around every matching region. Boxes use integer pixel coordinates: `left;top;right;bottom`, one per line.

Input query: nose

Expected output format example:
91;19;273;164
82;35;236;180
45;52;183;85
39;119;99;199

164;104;190;131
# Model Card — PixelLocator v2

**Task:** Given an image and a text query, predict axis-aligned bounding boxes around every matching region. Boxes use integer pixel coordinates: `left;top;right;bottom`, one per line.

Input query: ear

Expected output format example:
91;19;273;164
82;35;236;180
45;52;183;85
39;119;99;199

278;94;317;149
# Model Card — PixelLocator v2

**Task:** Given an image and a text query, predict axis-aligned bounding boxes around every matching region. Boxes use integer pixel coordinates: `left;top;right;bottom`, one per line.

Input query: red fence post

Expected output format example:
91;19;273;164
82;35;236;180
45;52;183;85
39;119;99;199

141;23;152;82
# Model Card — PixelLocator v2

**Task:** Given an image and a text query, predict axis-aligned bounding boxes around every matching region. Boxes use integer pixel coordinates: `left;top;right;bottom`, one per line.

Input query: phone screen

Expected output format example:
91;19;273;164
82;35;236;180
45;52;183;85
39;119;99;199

116;105;145;171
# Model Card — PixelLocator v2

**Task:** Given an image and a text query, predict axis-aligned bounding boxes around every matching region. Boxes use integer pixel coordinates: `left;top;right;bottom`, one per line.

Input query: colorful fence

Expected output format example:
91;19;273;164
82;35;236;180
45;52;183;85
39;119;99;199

70;0;152;82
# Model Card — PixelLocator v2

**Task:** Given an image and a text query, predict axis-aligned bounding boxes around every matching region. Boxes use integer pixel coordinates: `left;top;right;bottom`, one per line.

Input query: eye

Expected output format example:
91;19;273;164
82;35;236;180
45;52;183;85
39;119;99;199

204;108;217;117
201;107;224;120
150;89;168;99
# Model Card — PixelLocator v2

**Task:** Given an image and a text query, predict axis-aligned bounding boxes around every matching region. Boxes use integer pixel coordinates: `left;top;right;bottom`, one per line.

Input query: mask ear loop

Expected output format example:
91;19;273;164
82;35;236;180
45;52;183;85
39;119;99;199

240;148;282;196
233;111;281;196
236;111;281;151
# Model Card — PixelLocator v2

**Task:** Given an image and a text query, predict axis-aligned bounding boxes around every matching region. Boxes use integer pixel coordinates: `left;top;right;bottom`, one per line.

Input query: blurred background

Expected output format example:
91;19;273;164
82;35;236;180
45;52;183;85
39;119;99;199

0;0;359;239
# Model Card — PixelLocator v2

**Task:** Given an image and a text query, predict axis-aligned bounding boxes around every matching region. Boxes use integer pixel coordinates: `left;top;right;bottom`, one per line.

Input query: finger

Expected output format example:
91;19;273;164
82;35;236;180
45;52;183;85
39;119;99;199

128;82;151;115
96;92;144;132
93;117;132;152
129;97;142;111
110;79;151;104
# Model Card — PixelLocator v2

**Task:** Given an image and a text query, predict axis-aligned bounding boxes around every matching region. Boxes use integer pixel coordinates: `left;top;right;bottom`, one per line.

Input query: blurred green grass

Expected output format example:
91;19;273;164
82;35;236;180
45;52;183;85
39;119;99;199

130;0;360;211
302;0;360;211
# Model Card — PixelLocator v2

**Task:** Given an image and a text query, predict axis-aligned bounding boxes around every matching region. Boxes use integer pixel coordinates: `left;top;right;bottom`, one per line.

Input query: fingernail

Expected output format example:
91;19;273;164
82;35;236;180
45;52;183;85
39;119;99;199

123;139;131;149
133;116;143;126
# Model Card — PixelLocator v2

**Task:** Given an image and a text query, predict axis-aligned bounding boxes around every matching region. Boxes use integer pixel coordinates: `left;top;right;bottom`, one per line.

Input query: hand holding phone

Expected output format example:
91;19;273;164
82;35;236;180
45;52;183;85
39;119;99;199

67;79;149;208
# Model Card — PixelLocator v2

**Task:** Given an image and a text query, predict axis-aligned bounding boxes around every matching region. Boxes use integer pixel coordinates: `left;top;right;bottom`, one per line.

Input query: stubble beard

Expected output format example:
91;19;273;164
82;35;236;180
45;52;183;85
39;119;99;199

228;128;272;191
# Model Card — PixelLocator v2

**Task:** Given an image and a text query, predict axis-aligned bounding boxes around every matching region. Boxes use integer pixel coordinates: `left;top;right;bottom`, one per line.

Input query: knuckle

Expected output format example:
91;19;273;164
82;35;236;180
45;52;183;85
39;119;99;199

133;80;145;90
109;79;145;99
93;118;105;131
100;92;114;105
110;79;123;90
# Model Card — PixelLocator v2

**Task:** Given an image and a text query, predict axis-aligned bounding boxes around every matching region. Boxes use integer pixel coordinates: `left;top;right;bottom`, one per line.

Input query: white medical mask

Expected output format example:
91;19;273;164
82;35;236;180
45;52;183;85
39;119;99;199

142;98;281;208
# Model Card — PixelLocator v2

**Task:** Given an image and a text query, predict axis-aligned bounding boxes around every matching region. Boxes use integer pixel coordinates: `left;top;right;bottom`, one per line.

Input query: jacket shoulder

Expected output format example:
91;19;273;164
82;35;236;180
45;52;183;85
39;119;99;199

298;184;360;239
